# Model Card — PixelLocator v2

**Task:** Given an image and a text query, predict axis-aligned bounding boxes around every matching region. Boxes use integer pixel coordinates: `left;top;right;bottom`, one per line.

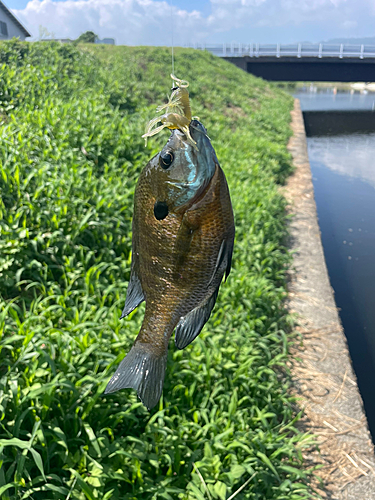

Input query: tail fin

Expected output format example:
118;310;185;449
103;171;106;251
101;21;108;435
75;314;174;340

104;342;167;410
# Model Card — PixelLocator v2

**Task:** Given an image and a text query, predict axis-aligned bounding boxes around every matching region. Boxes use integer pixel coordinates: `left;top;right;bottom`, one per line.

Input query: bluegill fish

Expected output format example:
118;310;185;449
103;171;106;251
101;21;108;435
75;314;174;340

105;119;235;409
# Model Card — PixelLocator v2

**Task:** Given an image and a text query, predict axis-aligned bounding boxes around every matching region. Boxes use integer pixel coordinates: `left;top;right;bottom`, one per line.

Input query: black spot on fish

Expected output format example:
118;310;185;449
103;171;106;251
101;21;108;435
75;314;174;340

154;201;168;220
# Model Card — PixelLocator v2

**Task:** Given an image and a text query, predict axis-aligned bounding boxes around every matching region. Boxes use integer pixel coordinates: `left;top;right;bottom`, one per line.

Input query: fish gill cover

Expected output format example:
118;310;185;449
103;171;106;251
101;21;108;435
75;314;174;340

0;41;317;499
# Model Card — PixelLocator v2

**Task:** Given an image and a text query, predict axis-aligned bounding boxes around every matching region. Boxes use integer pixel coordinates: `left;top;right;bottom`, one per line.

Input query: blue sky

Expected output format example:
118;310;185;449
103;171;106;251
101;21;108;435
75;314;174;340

9;0;211;10
8;0;375;46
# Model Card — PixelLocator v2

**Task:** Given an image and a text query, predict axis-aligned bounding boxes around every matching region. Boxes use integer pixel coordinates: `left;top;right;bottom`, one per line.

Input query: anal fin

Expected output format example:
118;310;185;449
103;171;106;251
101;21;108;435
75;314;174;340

175;288;219;350
121;270;144;319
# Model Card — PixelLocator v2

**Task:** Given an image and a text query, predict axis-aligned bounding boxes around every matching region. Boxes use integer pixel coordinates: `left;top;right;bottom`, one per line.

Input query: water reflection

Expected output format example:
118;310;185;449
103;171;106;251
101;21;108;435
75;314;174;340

309;159;375;440
308;134;375;188
295;88;375;111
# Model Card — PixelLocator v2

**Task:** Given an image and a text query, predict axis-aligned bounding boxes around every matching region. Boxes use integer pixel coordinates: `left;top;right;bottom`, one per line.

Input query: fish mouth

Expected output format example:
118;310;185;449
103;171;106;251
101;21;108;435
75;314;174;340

189;120;211;143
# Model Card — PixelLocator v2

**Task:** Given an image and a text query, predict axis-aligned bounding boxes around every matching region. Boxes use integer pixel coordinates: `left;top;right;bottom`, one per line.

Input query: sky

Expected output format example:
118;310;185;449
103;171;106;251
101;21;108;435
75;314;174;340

7;0;375;46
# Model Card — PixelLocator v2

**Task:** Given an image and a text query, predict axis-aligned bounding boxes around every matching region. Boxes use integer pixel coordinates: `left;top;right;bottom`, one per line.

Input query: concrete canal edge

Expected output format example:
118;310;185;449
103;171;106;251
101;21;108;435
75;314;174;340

284;99;375;499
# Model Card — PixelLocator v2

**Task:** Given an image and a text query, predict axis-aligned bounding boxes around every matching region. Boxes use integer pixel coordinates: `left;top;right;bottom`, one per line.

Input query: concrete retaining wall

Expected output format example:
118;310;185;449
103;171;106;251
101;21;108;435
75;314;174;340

285;99;375;499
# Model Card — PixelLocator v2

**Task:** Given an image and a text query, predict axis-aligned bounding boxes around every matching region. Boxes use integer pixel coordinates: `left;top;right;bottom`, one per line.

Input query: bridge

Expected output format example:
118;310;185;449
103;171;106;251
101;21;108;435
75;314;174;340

189;43;375;81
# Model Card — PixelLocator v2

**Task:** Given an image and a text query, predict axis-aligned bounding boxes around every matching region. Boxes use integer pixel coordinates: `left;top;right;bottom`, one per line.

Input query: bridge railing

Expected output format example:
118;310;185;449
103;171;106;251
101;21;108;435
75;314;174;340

186;43;375;59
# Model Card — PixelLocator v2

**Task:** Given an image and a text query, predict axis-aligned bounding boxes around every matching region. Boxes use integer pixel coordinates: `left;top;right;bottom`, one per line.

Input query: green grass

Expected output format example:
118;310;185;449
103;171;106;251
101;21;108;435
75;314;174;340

0;40;318;499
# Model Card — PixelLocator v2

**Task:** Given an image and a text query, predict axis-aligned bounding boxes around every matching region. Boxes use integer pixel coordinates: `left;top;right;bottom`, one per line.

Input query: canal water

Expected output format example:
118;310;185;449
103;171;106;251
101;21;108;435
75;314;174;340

294;88;375;442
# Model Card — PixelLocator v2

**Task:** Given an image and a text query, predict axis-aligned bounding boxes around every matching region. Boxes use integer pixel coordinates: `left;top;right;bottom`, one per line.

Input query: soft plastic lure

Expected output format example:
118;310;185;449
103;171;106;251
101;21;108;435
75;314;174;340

142;74;197;148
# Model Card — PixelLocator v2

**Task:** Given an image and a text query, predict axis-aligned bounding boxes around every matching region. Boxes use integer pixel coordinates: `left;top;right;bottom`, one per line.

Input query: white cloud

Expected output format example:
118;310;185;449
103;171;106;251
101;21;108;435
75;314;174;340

210;0;265;5
342;20;357;29
13;0;375;45
14;0;207;45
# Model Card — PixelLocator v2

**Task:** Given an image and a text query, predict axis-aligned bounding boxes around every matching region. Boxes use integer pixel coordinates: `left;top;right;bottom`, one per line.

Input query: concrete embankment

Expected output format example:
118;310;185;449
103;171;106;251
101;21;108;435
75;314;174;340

303;110;375;136
285;99;375;499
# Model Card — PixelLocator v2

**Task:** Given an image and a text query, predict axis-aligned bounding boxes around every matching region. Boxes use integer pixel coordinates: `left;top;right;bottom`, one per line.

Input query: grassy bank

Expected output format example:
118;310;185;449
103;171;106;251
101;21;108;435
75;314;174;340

0;41;316;499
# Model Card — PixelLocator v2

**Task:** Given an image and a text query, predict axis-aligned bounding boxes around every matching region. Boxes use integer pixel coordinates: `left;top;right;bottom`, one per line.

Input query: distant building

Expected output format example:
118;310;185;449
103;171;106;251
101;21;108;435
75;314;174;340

0;1;31;40
42;37;115;45
95;38;115;45
42;39;73;44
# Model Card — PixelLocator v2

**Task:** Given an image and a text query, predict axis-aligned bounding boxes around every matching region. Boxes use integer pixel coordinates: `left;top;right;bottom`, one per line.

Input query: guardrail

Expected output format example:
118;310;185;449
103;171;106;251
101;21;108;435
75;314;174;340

186;43;375;59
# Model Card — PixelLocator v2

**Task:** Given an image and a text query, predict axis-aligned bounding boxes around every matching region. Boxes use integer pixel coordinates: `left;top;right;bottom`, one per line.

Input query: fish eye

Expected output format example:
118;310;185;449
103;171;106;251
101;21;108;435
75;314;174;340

160;150;174;169
154;201;169;220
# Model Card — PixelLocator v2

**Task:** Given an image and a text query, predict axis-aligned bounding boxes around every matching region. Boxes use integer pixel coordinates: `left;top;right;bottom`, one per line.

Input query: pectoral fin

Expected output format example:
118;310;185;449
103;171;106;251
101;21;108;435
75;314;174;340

175;287;219;350
121;254;144;319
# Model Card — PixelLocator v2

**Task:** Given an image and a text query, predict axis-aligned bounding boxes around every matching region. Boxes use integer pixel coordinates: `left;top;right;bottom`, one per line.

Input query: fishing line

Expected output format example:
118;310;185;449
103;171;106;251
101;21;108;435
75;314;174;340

170;0;175;83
